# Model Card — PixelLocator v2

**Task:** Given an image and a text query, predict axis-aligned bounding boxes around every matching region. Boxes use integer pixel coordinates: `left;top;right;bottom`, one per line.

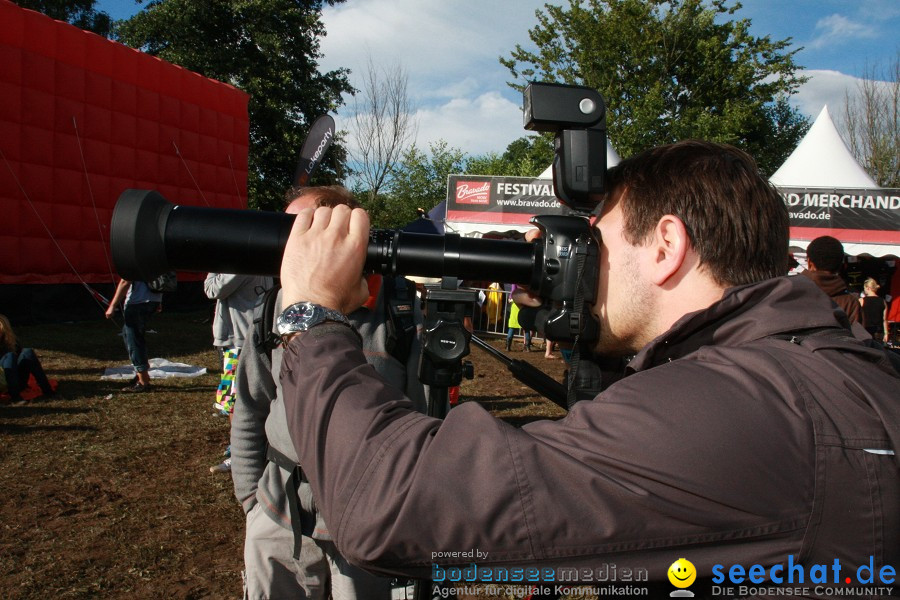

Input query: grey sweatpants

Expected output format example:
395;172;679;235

243;502;393;600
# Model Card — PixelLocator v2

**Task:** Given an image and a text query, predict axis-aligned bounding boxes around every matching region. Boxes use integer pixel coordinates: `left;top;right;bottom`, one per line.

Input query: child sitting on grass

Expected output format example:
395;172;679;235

0;314;54;405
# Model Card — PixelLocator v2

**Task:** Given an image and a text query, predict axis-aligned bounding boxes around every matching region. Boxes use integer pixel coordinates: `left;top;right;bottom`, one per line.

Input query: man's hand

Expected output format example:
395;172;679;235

512;228;543;308
104;304;115;319
280;205;370;314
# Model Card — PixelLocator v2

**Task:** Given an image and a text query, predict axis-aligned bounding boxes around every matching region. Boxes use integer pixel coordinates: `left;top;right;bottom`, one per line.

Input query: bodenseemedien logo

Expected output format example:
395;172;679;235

668;558;696;597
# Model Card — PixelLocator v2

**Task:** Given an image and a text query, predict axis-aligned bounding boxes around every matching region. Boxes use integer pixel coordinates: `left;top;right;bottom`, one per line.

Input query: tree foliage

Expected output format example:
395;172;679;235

500;0;809;174
466;134;554;177
115;0;353;210
12;0;112;36
361;141;465;229
365;135;554;228
841;53;899;188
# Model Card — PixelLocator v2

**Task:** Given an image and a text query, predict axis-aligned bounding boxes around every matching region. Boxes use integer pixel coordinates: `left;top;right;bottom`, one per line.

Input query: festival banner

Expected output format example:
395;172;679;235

447;175;569;225
779;187;900;244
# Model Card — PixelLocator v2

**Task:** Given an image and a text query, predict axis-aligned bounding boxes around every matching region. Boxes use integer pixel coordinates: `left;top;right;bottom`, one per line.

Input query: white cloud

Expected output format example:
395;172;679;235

791;70;891;123
321;0;546;156
320;0;545;98
807;14;876;49
793;69;863;119
414;92;525;156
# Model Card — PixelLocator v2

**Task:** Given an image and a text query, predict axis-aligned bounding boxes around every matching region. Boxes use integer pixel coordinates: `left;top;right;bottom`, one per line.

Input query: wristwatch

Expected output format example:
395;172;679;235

276;301;355;342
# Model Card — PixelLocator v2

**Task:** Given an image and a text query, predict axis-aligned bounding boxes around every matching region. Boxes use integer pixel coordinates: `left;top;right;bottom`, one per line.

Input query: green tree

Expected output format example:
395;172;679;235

12;0;112;36
364;141;466;228
500;0;809;174
466;134;554;177
115;0;353;210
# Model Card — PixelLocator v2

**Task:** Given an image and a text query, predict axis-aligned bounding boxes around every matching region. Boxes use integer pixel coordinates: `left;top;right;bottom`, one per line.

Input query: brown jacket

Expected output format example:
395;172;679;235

801;269;862;324
281;276;899;590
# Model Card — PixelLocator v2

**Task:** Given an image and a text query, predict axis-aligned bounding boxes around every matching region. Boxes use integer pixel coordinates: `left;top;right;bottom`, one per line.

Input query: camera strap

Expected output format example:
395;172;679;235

566;235;595;409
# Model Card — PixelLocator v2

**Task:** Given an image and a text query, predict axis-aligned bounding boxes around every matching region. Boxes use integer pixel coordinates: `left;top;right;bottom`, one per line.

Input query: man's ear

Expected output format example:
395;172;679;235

648;215;690;286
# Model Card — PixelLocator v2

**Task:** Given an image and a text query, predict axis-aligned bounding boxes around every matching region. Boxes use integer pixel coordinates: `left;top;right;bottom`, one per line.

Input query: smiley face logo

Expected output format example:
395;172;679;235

668;558;697;588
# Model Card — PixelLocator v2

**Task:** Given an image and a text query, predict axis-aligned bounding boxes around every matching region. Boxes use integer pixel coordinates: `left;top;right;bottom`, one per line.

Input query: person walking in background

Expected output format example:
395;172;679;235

205;272;273;473
0;314;54;405
860;277;889;343
800;235;861;324
105;279;161;393
484;282;504;331
505;285;532;351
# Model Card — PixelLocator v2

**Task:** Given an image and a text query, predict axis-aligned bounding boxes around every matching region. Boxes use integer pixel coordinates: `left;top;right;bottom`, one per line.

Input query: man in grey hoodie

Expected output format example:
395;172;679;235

205;272;273;472
205;273;275;358
231;185;426;600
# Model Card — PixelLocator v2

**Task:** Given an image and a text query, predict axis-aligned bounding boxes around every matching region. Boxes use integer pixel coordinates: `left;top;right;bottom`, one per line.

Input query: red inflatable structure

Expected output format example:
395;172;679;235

0;0;250;286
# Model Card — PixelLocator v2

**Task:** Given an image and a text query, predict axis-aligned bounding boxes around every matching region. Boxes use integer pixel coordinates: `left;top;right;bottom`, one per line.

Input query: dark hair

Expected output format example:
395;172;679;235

0;314;15;354
284;185;360;210
805;235;845;273
605;140;789;286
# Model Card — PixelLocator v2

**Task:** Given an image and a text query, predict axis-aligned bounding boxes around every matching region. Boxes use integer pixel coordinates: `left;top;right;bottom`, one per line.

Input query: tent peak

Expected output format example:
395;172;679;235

770;105;877;188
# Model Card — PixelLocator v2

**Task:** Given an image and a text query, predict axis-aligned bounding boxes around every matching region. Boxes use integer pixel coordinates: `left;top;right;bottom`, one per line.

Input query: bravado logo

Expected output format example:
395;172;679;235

456;182;490;204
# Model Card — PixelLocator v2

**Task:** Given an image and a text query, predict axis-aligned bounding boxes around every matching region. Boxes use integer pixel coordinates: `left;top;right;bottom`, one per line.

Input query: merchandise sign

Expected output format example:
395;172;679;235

779;187;900;244
447;175;570;225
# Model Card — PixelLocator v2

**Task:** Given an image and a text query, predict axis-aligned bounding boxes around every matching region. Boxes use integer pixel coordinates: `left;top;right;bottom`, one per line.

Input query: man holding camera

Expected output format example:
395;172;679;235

274;141;899;586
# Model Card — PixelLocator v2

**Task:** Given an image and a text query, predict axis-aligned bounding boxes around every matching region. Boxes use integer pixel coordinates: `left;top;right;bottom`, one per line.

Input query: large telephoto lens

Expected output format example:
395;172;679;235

110;190;542;286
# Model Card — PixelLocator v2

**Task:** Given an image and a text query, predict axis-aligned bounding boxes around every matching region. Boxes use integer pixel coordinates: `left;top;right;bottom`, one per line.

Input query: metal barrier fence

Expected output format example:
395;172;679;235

463;286;534;341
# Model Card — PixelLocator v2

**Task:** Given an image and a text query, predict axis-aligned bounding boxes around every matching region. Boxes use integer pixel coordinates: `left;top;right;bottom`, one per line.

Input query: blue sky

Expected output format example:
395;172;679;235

97;0;899;157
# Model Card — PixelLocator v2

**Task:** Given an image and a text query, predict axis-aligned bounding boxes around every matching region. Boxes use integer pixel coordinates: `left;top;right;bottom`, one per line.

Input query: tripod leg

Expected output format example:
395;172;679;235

427;387;449;419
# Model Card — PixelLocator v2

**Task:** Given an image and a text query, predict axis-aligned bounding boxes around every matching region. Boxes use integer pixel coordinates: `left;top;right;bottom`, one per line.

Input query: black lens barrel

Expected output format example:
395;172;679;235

367;229;538;284
111;189;541;286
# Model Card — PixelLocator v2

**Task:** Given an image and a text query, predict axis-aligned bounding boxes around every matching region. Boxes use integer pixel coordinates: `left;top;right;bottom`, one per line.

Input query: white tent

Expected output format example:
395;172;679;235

770;106;876;188
771;106;897;258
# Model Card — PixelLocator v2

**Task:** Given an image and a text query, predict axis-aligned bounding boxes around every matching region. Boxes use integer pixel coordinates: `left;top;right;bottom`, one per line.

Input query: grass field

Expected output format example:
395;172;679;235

0;309;570;599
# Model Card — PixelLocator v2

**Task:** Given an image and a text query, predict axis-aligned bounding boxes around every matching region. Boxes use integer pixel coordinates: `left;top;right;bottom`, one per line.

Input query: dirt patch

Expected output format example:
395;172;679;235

0;311;569;599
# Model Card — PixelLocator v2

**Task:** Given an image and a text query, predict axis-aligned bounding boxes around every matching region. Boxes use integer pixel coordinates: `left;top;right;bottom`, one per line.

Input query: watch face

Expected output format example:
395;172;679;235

278;302;350;337
279;302;324;333
284;303;316;322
